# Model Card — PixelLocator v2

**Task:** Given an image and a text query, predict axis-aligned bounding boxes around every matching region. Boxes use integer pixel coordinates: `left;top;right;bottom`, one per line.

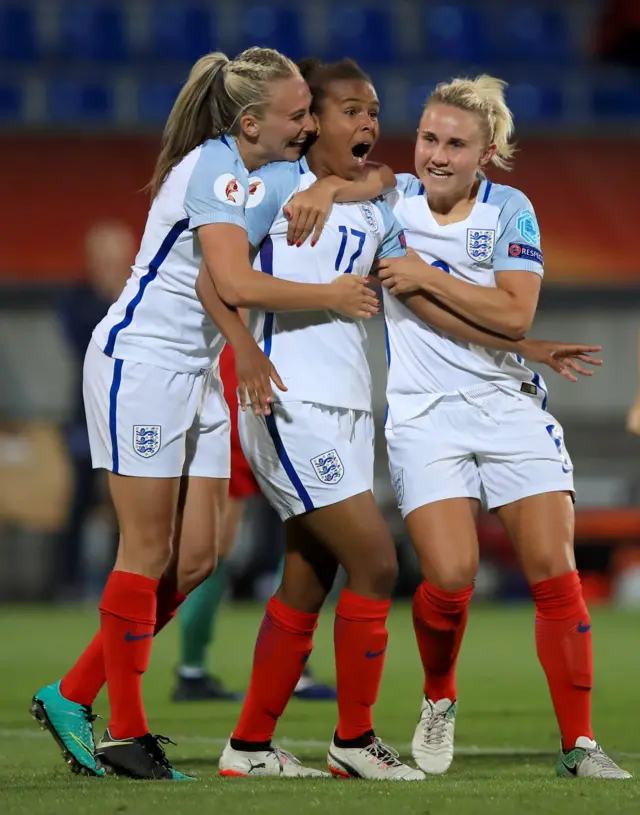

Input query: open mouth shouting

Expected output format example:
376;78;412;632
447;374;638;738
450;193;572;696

351;140;372;167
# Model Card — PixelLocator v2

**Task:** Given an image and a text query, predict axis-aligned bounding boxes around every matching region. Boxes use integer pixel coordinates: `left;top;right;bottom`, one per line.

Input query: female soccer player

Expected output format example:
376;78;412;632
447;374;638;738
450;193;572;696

215;57;423;781
30;47;379;782
173;342;336;703
376;75;630;779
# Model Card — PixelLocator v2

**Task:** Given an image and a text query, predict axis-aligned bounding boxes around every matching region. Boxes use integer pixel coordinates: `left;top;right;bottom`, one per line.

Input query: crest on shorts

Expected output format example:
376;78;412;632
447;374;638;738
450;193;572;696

133;425;161;458
310;449;344;484
358;203;380;237
466;228;495;262
392;469;404;507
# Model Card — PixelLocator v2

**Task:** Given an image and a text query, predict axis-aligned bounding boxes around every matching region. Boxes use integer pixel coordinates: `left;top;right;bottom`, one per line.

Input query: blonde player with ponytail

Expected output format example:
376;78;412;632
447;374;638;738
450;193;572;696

30;47;382;782
376;76;630;779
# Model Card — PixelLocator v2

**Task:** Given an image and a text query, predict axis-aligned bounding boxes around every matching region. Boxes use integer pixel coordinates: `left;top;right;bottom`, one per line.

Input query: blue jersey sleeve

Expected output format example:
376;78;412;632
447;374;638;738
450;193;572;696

493;188;544;276
394;173;423;196
244;161;302;248
375;200;407;260
184;139;249;231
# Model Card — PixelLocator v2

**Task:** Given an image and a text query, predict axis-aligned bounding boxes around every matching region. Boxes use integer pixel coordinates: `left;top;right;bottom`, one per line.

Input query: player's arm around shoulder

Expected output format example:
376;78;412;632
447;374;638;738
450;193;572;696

284;162;398;247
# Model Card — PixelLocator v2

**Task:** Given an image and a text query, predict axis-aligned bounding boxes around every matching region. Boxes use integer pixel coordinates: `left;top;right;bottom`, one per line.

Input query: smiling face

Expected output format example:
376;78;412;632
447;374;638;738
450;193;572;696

308;79;380;180
240;74;316;165
414;102;496;200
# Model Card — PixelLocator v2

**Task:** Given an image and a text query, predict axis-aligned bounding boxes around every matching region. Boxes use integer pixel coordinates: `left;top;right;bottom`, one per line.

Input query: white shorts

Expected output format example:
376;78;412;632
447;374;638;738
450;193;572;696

238;400;374;521
83;340;230;478
386;386;575;517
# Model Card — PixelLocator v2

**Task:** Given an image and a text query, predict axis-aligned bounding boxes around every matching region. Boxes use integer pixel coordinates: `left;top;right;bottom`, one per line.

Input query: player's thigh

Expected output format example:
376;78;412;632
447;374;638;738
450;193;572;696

405;498;481;590
109;473;180;577
277;515;340;614
173;475;229;594
497;492;576;584
238;401;373;522
477;390;575;511
184;367;231;480
83;339;202;479
385;407;483;520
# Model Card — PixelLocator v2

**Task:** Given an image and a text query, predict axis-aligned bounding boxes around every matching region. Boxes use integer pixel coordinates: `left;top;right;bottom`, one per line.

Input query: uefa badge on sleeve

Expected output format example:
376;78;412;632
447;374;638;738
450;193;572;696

133;425;161;458
466;229;495;262
311;449;344;484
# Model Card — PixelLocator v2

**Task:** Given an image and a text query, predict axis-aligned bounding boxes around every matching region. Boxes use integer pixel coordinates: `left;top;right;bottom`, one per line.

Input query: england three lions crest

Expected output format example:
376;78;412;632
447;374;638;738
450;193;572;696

357;203;380;237
311;449;344;484
133;425;161;458
466;229;495;262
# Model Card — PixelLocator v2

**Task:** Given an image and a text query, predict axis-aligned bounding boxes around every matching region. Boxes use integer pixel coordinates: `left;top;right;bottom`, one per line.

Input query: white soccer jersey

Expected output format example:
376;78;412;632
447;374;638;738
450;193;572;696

244;159;406;411
383;174;547;427
93;135;254;374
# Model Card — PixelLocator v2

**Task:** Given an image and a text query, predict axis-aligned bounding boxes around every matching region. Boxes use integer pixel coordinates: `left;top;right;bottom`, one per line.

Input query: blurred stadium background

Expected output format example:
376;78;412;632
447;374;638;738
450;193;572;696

0;0;639;607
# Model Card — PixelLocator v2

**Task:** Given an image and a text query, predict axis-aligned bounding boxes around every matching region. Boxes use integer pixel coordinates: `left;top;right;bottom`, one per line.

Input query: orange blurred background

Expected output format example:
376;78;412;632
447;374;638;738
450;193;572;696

1;136;635;284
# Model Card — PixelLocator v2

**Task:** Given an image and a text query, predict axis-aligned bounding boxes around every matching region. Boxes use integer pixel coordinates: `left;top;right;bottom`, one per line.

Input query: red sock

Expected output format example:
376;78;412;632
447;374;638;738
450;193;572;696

531;569;593;750
334;589;390;741
233;596;318;743
99;570;158;739
155;575;187;633
412;581;473;702
60;575;186;708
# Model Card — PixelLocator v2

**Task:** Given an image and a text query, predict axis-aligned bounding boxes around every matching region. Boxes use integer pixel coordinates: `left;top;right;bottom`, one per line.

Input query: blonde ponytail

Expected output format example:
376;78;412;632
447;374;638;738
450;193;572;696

149;47;300;197
426;75;515;171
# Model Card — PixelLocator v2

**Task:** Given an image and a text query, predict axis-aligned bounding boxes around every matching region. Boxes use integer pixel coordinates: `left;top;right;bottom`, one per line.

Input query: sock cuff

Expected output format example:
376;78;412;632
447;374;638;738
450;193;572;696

99;570;158;625
266;596;319;635
336;588;391;622
531;569;585;618
416;580;474;613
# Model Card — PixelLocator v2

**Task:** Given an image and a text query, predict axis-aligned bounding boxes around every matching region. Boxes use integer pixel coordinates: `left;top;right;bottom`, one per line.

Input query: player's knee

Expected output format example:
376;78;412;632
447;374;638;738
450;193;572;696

357;550;399;598
428;556;478;592
178;550;218;595
524;551;574;585
118;530;173;577
277;581;327;615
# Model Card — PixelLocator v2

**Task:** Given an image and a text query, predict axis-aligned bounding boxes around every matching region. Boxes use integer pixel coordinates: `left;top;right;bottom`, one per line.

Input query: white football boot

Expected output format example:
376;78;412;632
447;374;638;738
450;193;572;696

219;740;329;778
328;735;425;780
411;697;457;775
556;737;632;779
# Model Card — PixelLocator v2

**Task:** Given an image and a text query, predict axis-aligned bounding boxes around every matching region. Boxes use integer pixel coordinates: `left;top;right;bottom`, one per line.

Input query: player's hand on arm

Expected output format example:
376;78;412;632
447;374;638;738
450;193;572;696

516;339;603;383
284;182;335;248
195;265;286;416
328;274;379;319
375;247;434;296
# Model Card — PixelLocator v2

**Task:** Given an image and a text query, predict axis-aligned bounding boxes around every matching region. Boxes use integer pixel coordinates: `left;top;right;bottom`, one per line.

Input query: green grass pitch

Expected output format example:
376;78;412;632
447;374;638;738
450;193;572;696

1;602;638;814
